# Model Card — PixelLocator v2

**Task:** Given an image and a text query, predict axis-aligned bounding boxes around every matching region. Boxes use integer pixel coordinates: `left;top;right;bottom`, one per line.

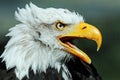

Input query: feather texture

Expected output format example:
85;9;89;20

0;3;102;80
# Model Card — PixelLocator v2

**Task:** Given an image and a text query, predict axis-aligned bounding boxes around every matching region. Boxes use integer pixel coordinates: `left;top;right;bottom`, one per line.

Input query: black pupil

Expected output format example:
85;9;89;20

59;23;63;28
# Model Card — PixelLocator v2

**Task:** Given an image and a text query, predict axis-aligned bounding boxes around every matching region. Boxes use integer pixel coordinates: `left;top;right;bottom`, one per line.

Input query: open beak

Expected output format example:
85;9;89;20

58;22;102;64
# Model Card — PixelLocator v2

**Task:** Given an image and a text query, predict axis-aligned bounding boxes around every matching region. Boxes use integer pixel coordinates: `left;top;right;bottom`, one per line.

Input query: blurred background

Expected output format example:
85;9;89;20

0;0;120;80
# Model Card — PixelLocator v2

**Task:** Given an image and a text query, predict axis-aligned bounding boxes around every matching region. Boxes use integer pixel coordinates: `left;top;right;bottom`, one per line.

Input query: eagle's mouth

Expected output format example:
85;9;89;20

57;22;102;64
58;36;91;64
60;37;80;50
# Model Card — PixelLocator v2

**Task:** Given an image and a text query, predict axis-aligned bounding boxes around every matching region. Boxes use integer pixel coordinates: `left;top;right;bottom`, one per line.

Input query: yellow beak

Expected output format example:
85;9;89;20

58;22;102;64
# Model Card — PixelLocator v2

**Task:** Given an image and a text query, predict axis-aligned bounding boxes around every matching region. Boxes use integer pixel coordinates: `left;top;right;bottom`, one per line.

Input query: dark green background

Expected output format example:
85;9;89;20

0;0;120;80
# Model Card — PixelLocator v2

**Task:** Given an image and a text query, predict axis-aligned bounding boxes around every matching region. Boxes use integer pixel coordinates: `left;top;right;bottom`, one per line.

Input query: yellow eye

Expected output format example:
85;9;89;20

55;22;66;30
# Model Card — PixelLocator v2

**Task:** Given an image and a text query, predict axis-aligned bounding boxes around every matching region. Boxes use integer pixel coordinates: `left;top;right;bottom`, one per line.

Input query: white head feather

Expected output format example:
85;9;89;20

1;3;84;80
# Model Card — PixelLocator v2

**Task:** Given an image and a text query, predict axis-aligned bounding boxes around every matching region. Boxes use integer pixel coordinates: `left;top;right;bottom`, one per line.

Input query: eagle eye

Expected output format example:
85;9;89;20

55;22;66;30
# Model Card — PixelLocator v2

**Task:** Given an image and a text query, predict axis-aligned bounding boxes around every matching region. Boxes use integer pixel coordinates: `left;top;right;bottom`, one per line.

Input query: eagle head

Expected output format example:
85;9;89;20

1;3;102;80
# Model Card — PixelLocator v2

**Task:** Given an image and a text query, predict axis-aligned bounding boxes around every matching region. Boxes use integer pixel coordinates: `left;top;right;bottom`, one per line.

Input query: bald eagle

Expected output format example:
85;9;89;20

0;3;102;80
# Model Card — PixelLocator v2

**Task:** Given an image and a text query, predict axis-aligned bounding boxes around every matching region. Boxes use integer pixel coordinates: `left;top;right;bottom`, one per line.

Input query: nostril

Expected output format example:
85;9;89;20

82;26;87;30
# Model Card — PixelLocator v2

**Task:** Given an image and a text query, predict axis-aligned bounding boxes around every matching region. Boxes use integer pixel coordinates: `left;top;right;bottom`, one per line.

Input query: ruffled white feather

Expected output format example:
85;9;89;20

1;3;84;80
